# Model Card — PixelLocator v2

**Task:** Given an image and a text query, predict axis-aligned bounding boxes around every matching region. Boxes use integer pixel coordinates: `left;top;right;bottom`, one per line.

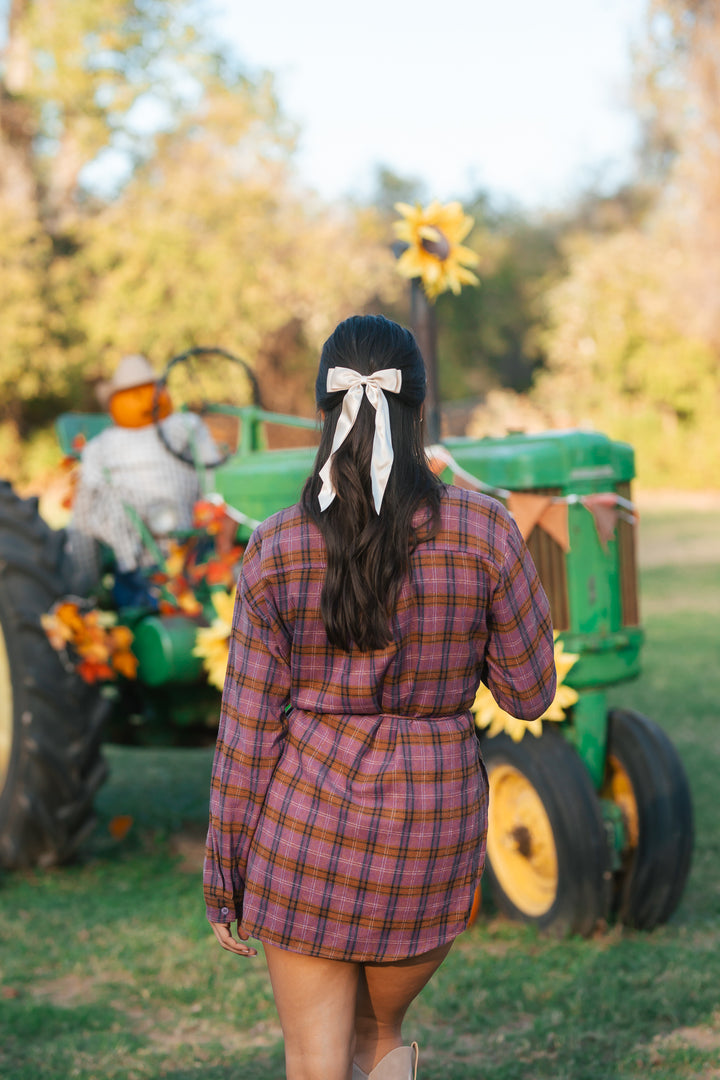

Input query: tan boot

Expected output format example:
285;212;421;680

368;1042;418;1080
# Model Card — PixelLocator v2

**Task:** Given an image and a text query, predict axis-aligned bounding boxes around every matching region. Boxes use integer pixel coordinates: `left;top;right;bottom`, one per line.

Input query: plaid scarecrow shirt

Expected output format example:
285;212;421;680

69;413;217;573
204;485;556;961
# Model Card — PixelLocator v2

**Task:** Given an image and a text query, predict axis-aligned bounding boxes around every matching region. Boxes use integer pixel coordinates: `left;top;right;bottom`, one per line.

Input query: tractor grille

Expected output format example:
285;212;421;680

617;482;640;627
517;483;639;633
524;488;570;632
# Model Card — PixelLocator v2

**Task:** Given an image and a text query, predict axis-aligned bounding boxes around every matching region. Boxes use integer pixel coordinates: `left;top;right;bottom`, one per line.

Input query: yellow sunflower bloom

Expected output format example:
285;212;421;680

193;589;237;691
472;635;580;742
393;200;480;300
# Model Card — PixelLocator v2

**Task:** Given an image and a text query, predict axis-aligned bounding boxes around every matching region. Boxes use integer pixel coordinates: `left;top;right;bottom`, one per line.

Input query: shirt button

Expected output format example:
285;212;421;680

221;907;229;916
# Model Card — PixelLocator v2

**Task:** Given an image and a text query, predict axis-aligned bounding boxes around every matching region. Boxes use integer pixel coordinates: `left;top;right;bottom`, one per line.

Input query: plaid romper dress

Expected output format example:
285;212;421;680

204;486;556;961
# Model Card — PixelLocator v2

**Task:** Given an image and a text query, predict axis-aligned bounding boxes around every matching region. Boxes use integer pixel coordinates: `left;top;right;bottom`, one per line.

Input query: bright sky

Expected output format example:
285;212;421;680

212;0;649;209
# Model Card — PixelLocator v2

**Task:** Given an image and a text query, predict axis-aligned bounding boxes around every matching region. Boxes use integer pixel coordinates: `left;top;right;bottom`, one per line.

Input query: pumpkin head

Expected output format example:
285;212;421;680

109;382;173;428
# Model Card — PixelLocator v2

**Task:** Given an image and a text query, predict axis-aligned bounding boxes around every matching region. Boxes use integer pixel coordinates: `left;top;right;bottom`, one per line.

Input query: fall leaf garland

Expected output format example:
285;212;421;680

42;497;245;686
41;601;138;684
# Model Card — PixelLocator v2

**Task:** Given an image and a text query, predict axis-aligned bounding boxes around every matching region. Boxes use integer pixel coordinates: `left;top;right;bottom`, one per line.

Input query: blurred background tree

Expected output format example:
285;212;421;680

0;0;397;479
534;0;720;487
369;169;564;431
1;0;719;490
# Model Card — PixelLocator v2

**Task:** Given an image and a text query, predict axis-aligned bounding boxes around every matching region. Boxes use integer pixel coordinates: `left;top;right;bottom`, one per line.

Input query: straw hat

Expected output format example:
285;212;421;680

96;354;157;408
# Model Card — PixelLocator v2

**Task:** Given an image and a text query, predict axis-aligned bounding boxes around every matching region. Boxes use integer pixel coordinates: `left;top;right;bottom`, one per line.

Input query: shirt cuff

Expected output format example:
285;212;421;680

205;898;242;924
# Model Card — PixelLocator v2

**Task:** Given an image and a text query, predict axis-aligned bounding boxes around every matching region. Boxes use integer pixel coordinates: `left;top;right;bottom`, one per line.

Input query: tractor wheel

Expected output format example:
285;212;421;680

0;482;110;869
601;708;693;930
480;726;611;936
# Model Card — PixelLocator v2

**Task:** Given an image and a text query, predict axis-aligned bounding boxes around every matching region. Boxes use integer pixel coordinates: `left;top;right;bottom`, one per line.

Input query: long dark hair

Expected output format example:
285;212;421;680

301;314;443;652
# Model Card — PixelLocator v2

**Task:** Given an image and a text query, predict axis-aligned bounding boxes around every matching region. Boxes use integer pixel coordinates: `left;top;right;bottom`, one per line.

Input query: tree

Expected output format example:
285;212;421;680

367;176;565;410
533;0;720;488
0;1;397;478
636;0;720;347
435;196;564;402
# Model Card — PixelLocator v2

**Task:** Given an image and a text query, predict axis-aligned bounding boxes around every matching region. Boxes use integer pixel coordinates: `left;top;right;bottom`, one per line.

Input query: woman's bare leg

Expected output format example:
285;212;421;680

354;941;452;1073
263;941;360;1080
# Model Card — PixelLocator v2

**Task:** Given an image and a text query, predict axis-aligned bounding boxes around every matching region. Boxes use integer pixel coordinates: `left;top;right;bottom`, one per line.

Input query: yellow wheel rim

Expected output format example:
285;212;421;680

0;620;13;789
601;754;639;851
487;763;559;917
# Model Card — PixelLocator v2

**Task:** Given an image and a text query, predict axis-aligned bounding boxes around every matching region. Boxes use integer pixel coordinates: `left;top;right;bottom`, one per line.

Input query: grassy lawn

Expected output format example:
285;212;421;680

1;508;718;1079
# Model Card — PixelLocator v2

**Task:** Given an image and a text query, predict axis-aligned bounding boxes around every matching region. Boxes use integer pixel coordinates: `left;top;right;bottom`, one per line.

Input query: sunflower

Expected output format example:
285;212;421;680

472;635;580;742
393;200;480;300
192;589;237;690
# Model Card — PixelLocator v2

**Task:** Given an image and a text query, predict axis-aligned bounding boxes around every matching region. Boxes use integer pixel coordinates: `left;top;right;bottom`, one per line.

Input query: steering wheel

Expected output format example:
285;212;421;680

153;346;262;468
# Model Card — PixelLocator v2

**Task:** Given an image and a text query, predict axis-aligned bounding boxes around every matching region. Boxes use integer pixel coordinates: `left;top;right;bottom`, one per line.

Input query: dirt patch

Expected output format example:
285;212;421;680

642;1012;720;1065
30;971;134;1005
454;926;513;958
153;1017;281;1053
28;975;282;1055
641;591;720;616
634;503;720;569
129;1010;282;1053
29;973;88;1004
169;828;207;874
638;531;720;570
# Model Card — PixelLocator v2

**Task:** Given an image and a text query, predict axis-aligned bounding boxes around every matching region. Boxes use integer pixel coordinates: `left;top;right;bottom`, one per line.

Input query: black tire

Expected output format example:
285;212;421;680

479;726;611;936
603;708;693;930
0;482;110;869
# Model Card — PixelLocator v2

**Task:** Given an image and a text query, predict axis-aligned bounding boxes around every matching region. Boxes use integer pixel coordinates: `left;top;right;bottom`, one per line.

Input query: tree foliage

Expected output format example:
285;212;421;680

370;170;563;409
537;0;720;488
0;0;397;479
435;198;563;402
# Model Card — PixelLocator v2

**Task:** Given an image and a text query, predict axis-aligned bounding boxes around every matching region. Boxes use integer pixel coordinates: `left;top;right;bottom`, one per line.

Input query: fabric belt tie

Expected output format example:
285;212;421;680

318;366;402;514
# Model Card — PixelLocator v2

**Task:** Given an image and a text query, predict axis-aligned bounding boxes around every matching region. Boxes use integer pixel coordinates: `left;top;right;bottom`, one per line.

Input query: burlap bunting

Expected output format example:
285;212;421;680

581;493;623;550
425;445;637;553
506;493;571;552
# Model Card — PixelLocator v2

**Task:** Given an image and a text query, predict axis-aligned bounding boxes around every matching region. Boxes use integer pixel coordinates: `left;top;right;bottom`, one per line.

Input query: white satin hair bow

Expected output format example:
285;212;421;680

318;366;403;513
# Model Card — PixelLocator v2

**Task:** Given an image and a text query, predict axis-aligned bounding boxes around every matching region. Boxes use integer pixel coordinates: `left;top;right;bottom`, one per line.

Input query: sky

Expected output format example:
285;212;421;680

212;0;649;210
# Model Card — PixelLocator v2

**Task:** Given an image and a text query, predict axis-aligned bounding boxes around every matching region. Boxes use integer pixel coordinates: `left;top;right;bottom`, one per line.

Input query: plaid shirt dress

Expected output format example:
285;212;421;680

204;485;556;961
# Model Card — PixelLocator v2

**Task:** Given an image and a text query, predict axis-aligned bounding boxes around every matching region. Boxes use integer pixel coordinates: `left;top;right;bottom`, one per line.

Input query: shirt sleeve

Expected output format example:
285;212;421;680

203;530;291;923
481;513;557;720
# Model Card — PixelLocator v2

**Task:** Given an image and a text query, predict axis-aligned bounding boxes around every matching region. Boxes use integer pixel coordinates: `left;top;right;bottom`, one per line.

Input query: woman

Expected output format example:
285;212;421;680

204;315;557;1080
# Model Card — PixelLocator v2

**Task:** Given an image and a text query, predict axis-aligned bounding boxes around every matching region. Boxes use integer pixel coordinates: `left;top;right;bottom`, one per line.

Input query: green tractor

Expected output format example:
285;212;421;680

0;349;692;936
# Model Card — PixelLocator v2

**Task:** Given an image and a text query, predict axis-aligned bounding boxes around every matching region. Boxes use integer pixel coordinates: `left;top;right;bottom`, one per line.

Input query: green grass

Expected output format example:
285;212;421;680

1;509;719;1079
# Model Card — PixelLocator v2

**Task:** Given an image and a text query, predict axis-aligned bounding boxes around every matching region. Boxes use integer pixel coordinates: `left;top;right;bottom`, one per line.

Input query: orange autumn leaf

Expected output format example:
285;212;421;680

58;452;82;510
55;602;87;635
175;589;203;616
112;649;139;679
196;548;243;588
74;627;112;663
109;624;134;650
109;814;133;840
164;541;193;579
76;658;114;684
192;498;227;534
43;600;138;684
40;612;75;650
